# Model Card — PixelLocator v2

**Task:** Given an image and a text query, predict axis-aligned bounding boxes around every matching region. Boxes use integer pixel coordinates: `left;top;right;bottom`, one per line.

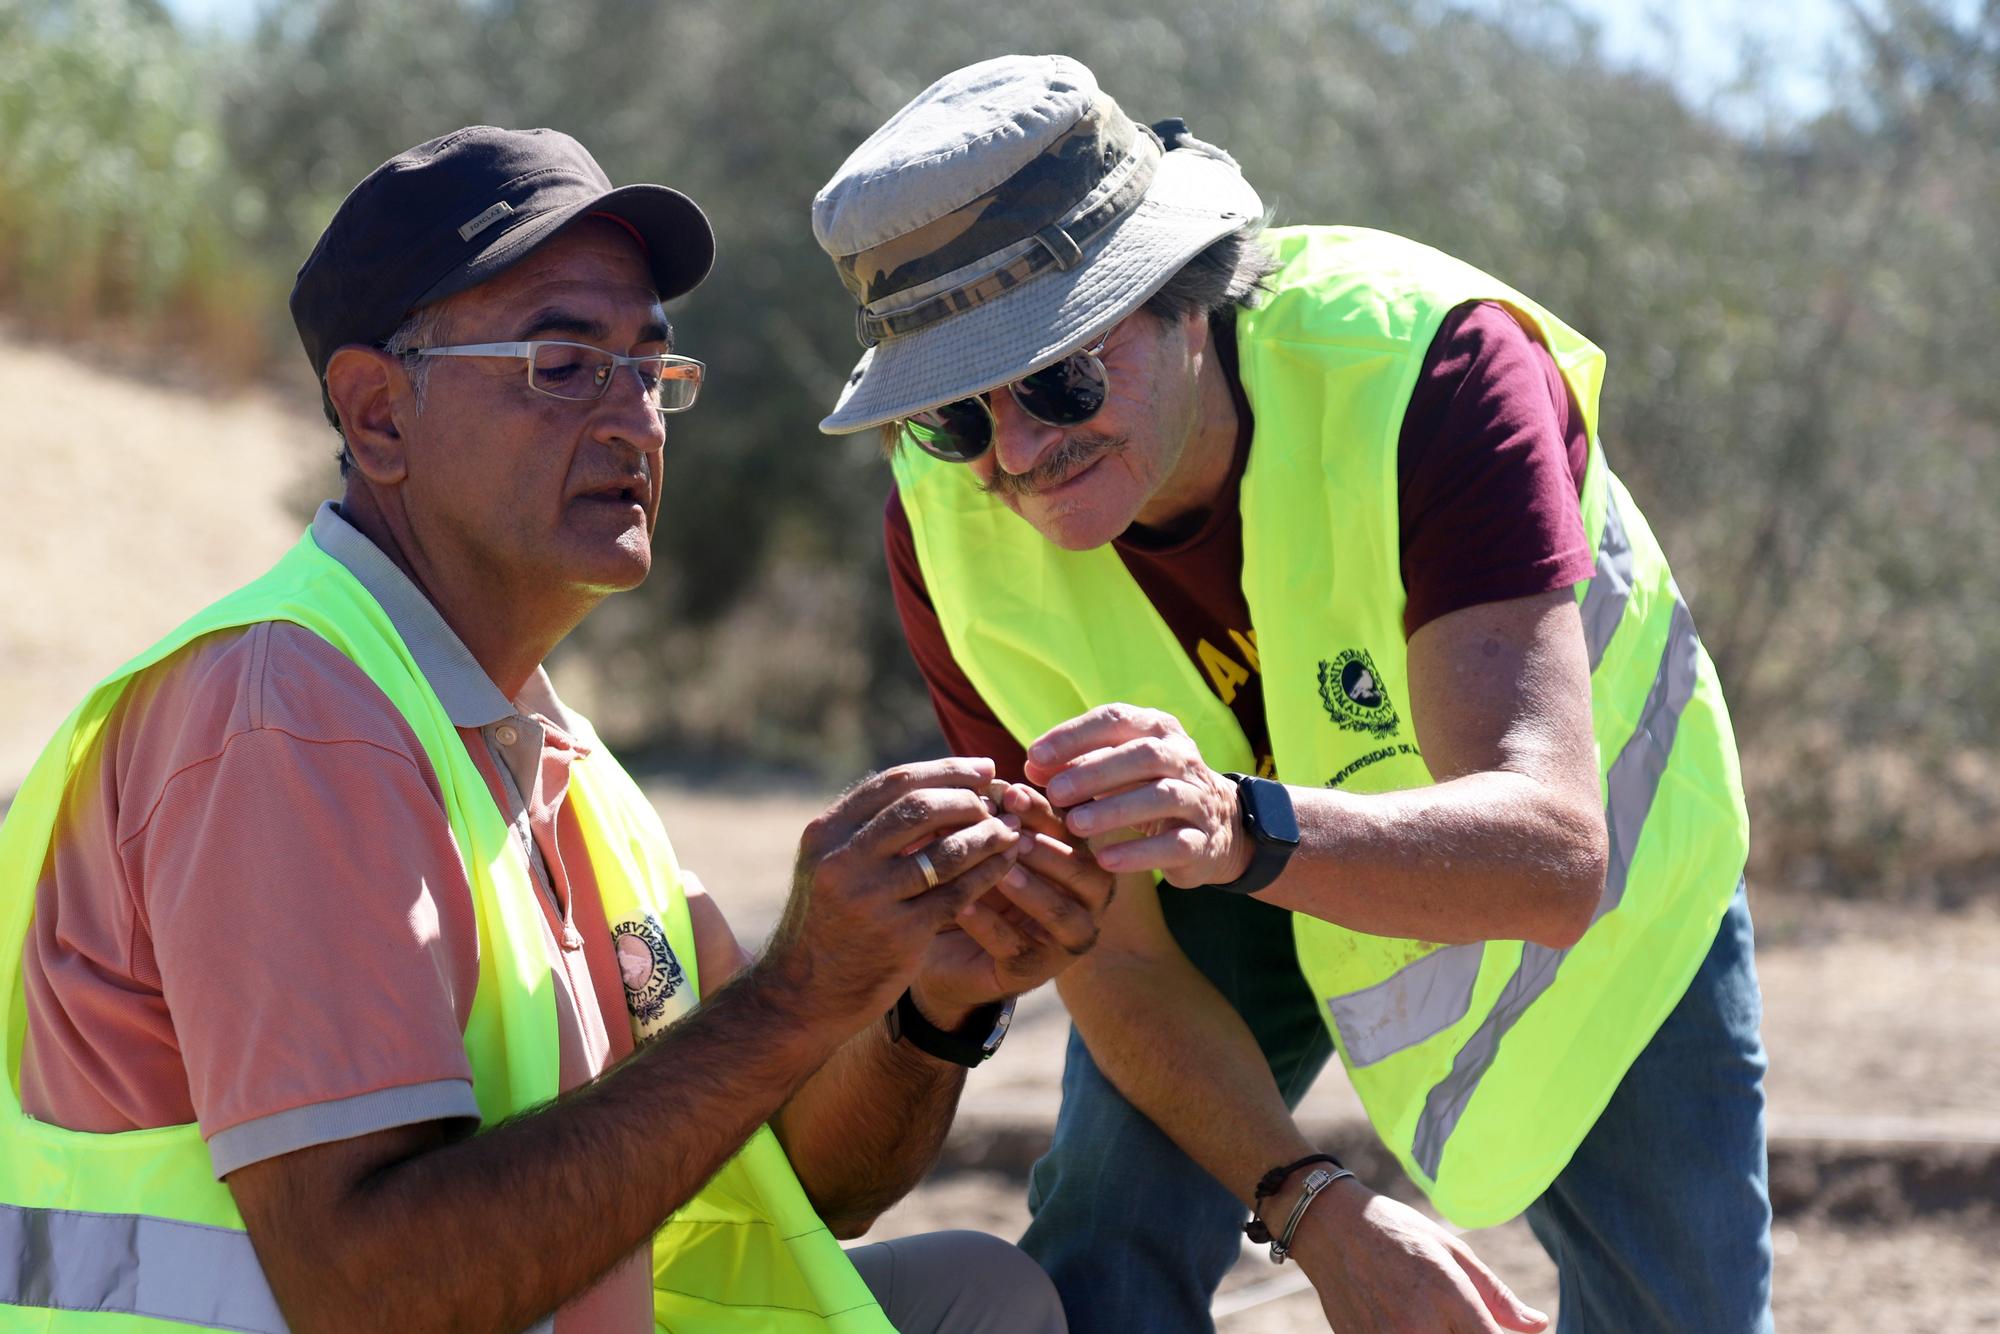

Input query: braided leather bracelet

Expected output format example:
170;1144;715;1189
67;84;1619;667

1243;1152;1349;1245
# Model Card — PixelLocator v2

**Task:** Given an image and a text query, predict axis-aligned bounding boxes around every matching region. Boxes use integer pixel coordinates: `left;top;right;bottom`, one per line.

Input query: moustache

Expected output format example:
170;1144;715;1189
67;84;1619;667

979;434;1124;499
575;453;654;499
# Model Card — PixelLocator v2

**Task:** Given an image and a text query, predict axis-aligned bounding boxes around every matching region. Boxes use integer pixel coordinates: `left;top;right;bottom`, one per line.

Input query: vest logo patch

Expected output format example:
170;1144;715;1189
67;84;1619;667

613;913;686;1031
1318;649;1399;738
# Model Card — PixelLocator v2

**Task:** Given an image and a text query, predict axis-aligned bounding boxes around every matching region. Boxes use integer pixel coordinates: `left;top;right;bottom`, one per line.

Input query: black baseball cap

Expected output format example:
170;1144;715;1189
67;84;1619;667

290;125;714;396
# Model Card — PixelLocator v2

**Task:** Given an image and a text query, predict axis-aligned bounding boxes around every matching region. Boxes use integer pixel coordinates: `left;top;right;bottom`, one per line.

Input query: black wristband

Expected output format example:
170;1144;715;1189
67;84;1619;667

884;988;1014;1067
1244;1152;1345;1244
1206;773;1300;896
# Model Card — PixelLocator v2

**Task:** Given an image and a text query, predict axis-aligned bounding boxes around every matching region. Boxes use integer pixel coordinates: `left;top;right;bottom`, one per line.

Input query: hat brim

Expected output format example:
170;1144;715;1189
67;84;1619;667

419;182;715;313
819;147;1260;435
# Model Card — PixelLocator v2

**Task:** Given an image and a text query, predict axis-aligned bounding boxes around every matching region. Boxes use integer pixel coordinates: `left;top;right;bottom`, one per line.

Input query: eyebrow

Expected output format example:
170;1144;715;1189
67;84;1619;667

513;306;674;349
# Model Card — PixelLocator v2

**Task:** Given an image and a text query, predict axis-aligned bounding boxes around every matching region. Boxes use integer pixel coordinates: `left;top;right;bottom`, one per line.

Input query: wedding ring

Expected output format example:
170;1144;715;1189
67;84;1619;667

913;848;941;890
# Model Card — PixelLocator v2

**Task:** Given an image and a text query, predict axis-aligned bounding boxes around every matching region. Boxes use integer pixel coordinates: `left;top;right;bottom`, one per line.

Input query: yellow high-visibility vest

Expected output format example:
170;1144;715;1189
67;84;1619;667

894;225;1749;1226
0;532;892;1330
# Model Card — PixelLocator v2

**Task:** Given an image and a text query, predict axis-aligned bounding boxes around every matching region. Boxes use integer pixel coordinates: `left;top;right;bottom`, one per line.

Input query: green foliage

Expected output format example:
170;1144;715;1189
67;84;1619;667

6;0;1997;894
0;0;267;356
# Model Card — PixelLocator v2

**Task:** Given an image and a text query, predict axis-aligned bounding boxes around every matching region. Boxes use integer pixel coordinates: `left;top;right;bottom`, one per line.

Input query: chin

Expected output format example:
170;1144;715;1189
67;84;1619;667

566;528;654;593
1038;517;1123;551
1016;494;1137;552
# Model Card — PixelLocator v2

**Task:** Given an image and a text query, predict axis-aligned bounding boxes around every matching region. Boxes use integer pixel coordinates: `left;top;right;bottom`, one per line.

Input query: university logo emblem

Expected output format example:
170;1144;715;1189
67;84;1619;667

612;913;687;1037
1318;649;1399;738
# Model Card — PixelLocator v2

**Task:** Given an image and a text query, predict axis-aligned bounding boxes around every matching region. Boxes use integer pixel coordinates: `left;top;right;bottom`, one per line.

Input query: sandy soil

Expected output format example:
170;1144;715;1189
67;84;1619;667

7;333;1996;1330
868;1177;2000;1332
1752;893;2000;1135
658;784;2000;1332
1;334;328;788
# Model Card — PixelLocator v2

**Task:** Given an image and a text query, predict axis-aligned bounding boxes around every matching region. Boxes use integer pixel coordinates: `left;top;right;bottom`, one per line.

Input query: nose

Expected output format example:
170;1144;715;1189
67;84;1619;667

986;387;1065;479
592;364;668;456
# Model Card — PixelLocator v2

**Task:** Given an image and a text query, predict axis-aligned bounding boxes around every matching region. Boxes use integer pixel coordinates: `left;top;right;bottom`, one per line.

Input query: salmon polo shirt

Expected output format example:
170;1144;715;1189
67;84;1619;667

20;501;672;1330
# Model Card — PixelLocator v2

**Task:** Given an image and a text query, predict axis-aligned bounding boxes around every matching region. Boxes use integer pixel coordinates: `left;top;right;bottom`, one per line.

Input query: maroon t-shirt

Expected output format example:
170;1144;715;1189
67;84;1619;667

885;300;1594;783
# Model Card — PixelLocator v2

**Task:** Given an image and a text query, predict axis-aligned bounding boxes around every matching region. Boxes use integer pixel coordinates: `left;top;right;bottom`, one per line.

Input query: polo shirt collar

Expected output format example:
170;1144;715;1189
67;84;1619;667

310;501;518;729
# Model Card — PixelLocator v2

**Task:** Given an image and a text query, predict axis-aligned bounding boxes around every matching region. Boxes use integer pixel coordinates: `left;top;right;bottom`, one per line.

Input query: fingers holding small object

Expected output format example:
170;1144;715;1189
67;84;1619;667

993;780;1068;838
994;860;1102;955
1046;730;1209;807
917;837;1021;928
806;760;999;861
962;885;1052;940
956;893;1030;949
854;786;1008;861
835;758;999;826
1091;826;1211;878
1061;776;1207;840
1036;744;1122;806
1025;703;1178;785
905;813;1022;895
1016;830;1113;908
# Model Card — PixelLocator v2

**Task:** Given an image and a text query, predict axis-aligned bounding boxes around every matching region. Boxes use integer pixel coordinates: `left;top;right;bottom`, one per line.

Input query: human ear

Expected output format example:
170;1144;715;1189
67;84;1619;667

1181;308;1210;357
325;346;412;484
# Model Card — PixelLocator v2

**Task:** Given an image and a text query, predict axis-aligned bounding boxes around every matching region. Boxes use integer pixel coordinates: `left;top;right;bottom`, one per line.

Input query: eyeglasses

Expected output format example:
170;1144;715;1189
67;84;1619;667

413;340;704;412
899;334;1110;463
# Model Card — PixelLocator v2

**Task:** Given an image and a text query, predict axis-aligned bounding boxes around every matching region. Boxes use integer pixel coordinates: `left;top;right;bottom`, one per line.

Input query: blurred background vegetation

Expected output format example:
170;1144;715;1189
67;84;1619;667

3;0;1995;900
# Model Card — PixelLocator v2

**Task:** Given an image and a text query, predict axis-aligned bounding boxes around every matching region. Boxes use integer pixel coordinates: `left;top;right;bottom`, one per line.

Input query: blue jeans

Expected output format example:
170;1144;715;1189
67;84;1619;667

1020;883;1772;1333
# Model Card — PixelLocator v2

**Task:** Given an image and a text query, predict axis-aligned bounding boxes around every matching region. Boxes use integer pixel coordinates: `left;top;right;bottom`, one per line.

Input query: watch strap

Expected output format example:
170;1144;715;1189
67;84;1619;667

1207;773;1297;895
885;989;1014;1067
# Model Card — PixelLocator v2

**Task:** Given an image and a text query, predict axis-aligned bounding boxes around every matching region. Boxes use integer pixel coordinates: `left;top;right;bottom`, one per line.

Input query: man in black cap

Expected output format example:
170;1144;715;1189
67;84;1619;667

816;55;1770;1334
0;126;1094;1332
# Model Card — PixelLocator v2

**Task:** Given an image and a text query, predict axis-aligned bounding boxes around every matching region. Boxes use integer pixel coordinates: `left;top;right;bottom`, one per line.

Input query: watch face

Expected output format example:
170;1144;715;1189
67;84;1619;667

983;998;1017;1055
1244;778;1301;845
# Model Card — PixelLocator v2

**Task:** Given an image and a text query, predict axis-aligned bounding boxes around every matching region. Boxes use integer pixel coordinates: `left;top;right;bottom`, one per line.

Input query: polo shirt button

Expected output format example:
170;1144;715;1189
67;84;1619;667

496;724;520;746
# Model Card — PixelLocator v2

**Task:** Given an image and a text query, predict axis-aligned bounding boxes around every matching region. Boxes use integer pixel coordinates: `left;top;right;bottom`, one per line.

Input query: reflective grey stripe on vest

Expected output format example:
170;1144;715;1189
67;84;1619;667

1324;942;1483;1067
0;1203;286;1332
1409;595;1705;1179
1322;490;1643;1068
1576;489;1634;673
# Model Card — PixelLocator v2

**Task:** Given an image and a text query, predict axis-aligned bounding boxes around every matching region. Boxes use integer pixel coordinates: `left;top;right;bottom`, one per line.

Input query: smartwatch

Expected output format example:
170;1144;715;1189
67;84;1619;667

886;989;1016;1067
1207;773;1300;895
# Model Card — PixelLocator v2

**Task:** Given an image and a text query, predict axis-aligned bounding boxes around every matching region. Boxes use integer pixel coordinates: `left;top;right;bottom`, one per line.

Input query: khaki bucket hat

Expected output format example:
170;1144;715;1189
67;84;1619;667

813;54;1261;434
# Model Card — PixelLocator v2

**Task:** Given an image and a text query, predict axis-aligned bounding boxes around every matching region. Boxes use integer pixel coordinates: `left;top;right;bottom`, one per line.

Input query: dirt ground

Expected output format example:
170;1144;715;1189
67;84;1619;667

867;1173;2000;1332
7;335;1997;1330
0;334;327;786
661;782;2000;1334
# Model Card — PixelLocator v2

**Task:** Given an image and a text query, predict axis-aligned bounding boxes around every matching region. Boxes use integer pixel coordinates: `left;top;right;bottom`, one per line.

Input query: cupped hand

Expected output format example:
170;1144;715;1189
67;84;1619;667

914;781;1117;1016
768;759;1023;1028
1023;703;1252;888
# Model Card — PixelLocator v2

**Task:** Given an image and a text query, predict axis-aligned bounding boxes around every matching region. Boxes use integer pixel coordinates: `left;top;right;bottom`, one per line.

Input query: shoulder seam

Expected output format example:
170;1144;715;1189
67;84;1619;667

245;622;272;733
118;730;440;860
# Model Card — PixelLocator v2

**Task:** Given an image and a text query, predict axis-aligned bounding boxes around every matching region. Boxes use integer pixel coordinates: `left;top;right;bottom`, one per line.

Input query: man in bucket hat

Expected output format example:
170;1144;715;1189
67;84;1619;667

0;125;1095;1331
815;55;1769;1333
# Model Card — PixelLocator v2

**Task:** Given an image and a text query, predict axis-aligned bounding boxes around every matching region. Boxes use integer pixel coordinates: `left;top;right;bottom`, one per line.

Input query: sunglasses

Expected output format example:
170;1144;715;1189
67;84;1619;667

900;334;1110;463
